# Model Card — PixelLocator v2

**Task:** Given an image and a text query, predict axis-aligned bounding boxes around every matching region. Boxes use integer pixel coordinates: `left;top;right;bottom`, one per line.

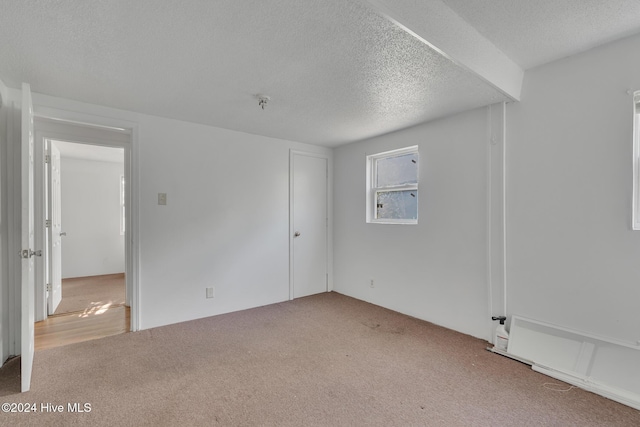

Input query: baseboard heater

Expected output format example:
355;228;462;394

488;316;640;411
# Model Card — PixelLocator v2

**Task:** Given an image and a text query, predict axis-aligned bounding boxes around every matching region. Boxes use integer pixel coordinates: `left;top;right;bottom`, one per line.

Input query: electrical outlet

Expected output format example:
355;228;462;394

370;279;375;288
206;287;215;299
158;193;167;205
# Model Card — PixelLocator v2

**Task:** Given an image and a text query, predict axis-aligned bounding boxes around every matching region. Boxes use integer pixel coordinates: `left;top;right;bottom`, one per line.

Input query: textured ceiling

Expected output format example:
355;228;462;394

442;0;640;69
1;1;639;146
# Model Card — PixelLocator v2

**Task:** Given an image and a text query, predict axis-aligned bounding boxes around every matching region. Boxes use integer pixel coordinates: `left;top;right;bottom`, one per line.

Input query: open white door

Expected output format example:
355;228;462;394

20;83;35;392
47;142;62;314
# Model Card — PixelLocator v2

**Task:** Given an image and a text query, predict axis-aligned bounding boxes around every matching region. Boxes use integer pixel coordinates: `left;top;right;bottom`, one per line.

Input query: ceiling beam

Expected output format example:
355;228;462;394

362;0;523;101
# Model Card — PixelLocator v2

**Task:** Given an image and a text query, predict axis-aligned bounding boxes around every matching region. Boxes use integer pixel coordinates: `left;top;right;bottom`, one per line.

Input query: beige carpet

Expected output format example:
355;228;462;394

2;292;639;426
53;274;125;315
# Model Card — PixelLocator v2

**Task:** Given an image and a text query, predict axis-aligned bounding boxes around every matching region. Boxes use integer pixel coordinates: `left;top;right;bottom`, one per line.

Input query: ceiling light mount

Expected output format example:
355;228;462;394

255;94;270;110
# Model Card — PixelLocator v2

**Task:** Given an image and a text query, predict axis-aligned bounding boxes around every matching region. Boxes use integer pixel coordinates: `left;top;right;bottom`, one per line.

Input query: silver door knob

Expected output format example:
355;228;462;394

294;231;301;237
60;232;67;237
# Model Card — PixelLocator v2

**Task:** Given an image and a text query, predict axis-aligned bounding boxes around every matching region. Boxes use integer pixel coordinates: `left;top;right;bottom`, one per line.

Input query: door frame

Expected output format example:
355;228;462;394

31;110;140;331
289;150;333;300
20;83;35;392
45;140;62;315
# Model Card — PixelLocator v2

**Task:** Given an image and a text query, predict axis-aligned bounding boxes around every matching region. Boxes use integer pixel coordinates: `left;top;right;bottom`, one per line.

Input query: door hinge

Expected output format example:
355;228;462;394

45;154;50;164
45;219;51;227
46;283;51;292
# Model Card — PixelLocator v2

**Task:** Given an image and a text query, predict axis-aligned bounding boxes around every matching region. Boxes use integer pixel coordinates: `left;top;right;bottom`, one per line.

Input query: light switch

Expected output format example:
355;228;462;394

158;193;167;205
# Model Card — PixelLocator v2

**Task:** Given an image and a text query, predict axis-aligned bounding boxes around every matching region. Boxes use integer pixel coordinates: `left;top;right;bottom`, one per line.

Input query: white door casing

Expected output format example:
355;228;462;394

48;141;62;314
33;129;46;321
29;117;136;330
290;151;328;299
20;82;35;392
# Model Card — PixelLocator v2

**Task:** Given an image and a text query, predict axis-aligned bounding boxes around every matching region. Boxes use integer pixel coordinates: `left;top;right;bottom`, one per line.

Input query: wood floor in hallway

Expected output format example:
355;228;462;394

35;305;130;351
35;274;129;351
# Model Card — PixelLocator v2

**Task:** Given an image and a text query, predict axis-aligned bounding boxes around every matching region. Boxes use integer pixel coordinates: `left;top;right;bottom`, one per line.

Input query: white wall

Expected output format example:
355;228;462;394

20;93;332;330
506;33;640;344
60;156;125;278
334;33;640;346
137;117;332;329
334;107;493;340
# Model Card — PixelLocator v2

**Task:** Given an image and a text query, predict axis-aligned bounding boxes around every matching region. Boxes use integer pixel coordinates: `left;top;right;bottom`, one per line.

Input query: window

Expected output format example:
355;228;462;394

120;175;126;235
634;91;640;230
366;146;419;224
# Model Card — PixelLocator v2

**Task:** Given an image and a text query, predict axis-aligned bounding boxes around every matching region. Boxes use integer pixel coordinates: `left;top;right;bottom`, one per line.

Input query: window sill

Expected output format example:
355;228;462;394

367;220;418;225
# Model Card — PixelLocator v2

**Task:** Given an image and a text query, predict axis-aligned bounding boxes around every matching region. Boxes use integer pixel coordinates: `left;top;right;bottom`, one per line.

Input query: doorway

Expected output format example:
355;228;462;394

47;140;125;314
32;118;134;349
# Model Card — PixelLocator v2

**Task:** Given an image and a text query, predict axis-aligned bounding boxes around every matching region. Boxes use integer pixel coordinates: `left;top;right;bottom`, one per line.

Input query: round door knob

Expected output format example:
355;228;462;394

294;231;301;237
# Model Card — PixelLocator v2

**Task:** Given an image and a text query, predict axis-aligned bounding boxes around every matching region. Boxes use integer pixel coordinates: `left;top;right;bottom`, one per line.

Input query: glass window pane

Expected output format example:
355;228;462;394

376;190;417;220
376;153;418;187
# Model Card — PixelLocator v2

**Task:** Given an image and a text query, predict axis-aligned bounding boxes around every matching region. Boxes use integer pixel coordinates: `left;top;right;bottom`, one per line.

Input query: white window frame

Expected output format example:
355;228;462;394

366;145;419;225
633;91;640;230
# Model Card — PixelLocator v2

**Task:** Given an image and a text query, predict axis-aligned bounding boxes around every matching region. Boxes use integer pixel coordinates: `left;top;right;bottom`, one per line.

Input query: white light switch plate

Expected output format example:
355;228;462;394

158;193;167;205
